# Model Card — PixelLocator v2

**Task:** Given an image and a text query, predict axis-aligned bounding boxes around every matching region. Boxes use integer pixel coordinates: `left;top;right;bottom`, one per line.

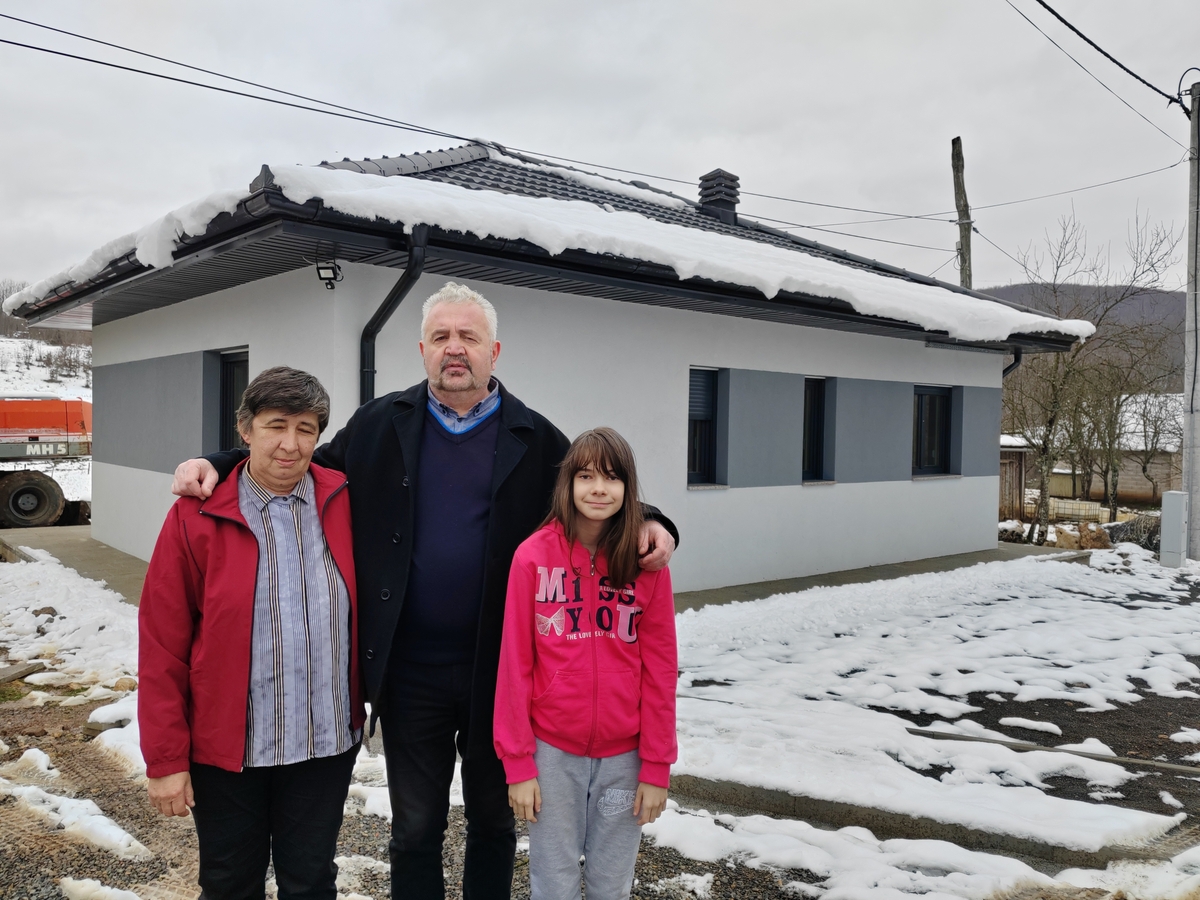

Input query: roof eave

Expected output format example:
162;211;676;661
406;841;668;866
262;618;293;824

14;189;1081;354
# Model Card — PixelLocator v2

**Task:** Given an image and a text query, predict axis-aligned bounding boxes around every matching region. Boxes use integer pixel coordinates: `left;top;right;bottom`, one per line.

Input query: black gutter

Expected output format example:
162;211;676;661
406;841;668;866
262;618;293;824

1002;348;1023;379
360;224;428;405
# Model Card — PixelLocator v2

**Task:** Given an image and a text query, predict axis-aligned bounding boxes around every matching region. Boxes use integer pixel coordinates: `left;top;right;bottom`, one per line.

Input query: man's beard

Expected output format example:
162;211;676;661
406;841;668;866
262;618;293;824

432;355;483;393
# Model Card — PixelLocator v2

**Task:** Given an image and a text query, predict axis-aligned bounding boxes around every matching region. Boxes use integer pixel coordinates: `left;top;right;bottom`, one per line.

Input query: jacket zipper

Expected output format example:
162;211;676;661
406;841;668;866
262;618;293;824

585;546;598;756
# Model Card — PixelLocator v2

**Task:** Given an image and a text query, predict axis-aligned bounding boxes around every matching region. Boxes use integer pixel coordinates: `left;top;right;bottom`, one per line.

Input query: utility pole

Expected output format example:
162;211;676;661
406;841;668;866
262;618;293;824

951;136;973;290
1184;82;1200;560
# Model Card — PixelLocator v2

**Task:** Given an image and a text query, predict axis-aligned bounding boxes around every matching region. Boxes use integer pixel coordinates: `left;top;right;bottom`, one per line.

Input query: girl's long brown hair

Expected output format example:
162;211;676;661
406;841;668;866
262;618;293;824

543;427;645;587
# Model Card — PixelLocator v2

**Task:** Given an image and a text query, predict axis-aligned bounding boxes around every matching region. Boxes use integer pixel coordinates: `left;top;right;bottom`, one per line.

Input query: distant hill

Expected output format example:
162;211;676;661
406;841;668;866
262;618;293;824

981;282;1183;389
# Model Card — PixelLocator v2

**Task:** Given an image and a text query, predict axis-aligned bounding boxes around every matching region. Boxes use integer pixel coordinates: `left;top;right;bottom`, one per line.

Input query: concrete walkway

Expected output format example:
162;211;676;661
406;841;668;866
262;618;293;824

674;542;1089;612
0;525;147;606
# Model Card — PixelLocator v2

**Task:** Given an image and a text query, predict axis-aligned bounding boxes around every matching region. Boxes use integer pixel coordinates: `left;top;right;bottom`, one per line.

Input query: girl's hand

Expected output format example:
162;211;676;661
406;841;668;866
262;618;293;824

509;778;541;823
148;771;194;817
633;783;668;825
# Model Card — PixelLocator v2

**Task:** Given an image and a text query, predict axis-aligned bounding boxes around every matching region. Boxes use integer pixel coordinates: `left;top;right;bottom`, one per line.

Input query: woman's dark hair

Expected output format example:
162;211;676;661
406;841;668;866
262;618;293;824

544;427;644;587
235;366;331;435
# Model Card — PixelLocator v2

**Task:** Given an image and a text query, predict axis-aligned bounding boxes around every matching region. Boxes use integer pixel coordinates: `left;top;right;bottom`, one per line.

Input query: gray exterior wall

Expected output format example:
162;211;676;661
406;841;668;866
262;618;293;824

717;368;807;487
825;377;915;483
953;385;1001;477
94;351;220;474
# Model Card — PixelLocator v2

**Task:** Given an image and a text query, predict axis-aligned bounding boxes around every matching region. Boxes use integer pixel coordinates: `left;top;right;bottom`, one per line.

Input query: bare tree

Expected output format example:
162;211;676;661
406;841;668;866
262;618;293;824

1002;212;1179;543
0;279;30;338
1127;391;1183;503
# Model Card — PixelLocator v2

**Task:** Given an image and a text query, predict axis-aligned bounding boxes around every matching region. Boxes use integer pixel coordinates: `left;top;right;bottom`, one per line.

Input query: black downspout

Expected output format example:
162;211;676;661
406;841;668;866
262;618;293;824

360;225;429;405
1002;348;1023;379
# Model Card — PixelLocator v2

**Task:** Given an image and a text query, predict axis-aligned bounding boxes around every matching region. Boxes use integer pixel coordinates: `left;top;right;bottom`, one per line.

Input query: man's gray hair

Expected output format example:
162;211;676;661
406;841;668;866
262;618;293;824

236;366;331;435
421;282;498;343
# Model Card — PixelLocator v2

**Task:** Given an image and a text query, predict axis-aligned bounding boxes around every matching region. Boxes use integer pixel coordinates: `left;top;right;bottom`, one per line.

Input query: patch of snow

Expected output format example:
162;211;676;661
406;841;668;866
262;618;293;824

0;552;136;687
1056;738;1118;757
92;698;145;778
8;164;1094;344
59;878;143;900
675;545;1198;849
1161;790;1184;809
333;854;389;899
0;777;151;858
645;804;1054;899
646;872;714;898
998;717;1063;736
3;191;244;315
1170;727;1200;743
0;337;91;401
0;747;59;779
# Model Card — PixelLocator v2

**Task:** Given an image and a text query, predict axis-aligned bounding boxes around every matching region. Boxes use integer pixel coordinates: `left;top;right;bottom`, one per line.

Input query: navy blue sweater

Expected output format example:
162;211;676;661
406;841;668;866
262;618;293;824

394;410;501;665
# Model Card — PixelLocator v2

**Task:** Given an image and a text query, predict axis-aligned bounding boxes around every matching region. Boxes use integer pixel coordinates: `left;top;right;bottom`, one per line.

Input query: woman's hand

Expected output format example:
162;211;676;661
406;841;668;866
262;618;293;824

634;782;668;825
508;778;541;823
148;771;195;817
638;521;676;571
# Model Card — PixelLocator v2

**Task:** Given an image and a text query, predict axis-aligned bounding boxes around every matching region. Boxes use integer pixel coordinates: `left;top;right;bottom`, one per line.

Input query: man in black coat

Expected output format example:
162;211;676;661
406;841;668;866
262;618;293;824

172;282;677;900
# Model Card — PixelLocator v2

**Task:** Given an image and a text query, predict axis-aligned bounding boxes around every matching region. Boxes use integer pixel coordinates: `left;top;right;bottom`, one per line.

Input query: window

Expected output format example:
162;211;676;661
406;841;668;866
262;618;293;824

688;368;718;484
913;386;951;475
802;378;825;481
219;350;249;451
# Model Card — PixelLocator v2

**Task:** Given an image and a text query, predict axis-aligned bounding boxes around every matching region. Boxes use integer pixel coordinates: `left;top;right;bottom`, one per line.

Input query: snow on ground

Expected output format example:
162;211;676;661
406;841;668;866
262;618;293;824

675;545;1198;850
2;160;1093;344
0;336;91;401
0;777;150;858
58;877;143;900
0;549;136;686
8;545;1200;896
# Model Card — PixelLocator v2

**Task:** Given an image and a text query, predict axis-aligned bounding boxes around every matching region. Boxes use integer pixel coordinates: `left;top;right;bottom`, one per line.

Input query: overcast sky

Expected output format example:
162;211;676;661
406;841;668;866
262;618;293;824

1;1;1197;294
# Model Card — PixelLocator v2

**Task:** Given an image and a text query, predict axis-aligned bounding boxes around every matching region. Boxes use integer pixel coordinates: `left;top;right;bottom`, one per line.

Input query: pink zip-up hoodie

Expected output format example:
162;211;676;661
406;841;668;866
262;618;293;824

494;521;678;788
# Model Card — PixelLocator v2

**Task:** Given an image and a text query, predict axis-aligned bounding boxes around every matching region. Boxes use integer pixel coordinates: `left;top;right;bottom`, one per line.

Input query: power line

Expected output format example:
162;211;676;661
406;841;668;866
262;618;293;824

1003;0;1187;151
928;253;960;278
0;36;466;141
972;226;1026;270
0;15;1190;239
741;211;952;252
0;11;469;142
972;151;1191;212
1029;0;1188;117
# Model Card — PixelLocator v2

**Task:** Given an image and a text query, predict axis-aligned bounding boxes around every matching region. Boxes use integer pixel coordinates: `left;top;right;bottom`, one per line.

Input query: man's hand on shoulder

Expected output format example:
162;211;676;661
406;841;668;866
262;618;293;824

172;459;219;499
638;520;676;572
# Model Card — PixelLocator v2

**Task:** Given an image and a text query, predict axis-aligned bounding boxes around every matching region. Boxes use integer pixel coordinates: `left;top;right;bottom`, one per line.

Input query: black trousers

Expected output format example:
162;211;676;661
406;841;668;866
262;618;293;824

190;744;359;900
380;660;516;900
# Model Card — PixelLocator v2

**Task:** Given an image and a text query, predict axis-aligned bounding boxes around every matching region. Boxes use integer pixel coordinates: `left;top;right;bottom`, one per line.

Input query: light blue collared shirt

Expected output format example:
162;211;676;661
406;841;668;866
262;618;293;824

238;468;359;767
427;377;501;434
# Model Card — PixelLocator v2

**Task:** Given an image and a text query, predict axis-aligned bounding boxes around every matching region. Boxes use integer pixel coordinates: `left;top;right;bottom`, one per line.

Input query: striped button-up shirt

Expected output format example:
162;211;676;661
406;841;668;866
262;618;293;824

238;468;359;767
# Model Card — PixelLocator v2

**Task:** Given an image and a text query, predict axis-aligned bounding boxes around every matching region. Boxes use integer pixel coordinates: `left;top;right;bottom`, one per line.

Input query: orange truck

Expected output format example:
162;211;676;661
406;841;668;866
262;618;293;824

0;394;92;527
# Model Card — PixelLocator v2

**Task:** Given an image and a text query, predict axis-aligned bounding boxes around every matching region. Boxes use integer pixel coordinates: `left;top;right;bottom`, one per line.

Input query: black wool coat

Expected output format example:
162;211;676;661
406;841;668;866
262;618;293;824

208;380;677;759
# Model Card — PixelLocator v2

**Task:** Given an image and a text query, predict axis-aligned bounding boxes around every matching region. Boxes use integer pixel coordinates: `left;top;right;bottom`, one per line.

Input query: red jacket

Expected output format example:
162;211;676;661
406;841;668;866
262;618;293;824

138;461;364;778
494;522;677;788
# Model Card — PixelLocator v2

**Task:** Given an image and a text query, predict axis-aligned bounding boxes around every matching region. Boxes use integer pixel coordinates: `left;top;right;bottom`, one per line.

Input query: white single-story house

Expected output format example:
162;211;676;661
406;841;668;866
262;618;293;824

5;142;1091;591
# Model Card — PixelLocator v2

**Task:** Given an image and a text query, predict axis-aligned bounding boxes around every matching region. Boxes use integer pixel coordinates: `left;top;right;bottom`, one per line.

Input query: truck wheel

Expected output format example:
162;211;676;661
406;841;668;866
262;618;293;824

0;471;66;528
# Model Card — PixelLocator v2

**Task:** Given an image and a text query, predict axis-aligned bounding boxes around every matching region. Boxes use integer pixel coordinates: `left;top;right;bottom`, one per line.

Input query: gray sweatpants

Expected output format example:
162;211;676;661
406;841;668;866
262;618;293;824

528;738;643;900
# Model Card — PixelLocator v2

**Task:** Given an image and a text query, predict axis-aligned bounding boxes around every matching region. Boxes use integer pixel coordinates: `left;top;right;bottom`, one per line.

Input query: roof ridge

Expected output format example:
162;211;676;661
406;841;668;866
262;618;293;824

316;142;490;178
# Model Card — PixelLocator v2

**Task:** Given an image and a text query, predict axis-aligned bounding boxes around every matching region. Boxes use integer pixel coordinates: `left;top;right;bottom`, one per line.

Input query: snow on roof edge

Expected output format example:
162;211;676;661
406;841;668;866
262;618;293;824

5;162;1095;345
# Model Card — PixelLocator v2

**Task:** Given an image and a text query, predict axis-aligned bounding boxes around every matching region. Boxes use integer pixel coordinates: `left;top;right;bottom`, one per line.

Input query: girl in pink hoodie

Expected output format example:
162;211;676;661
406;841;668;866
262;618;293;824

495;427;677;900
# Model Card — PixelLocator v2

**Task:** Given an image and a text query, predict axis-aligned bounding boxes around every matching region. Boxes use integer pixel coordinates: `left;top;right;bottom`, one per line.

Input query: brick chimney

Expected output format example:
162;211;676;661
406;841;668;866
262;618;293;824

698;168;740;225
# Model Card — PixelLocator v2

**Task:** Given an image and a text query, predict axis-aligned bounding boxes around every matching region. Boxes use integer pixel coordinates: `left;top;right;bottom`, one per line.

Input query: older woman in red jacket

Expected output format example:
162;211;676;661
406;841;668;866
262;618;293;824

139;366;363;900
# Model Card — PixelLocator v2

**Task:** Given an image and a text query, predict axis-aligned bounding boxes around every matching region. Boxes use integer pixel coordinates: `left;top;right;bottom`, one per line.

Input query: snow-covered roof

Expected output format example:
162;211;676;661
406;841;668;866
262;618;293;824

1001;434;1031;449
5;142;1094;346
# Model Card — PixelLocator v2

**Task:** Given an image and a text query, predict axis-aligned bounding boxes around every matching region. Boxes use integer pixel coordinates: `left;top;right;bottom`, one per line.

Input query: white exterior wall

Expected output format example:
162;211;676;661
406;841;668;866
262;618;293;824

93;262;1002;590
